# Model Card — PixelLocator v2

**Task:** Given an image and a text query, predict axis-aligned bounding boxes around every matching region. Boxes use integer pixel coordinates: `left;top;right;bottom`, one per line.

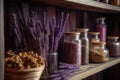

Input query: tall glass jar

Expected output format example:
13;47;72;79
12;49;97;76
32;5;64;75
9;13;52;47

76;28;89;65
63;32;81;66
89;41;109;63
96;18;107;42
107;36;120;57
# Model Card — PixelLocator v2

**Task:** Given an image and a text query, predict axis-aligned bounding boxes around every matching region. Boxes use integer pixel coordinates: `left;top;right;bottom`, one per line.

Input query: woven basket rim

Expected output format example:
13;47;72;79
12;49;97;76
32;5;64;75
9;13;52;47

5;65;45;72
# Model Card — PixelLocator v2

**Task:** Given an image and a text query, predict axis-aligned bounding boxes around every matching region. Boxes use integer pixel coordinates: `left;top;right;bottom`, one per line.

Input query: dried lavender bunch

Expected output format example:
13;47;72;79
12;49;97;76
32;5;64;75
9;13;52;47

50;62;79;80
8;3;70;78
49;12;69;53
9;4;49;77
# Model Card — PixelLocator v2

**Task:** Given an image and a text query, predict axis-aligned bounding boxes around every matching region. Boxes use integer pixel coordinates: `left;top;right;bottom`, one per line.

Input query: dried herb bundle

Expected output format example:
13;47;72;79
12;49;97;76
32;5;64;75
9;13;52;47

8;3;69;56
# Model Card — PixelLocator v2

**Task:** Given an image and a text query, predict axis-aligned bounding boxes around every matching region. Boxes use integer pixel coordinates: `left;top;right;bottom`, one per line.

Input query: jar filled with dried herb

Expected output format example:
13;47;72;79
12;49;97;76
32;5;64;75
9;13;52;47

107;36;120;57
63;32;81;66
89;41;109;63
76;28;89;65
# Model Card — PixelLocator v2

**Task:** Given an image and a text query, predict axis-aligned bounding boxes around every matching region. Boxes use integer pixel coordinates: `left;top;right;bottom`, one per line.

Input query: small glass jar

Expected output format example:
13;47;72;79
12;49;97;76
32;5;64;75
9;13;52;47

96;18;107;42
89;41;109;63
63;32;81;66
76;28;89;65
89;32;100;48
48;52;58;74
107;36;120;57
89;32;100;42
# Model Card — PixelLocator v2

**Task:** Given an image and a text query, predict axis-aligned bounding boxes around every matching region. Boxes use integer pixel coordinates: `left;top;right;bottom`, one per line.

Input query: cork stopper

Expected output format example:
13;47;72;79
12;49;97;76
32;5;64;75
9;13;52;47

65;32;80;35
76;28;89;32
88;32;100;35
97;17;106;21
91;41;106;45
107;36;119;40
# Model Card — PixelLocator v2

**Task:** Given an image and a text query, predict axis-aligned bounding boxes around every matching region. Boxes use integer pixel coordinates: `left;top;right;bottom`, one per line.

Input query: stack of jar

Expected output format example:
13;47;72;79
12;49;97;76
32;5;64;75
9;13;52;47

89;32;109;63
89;41;109;63
63;30;109;65
63;28;90;66
62;16;120;66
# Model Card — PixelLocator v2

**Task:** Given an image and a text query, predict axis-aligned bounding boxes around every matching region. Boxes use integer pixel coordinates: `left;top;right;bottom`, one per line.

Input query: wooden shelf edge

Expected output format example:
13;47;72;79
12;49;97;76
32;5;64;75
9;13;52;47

69;57;120;80
7;0;120;13
65;0;120;13
31;0;120;13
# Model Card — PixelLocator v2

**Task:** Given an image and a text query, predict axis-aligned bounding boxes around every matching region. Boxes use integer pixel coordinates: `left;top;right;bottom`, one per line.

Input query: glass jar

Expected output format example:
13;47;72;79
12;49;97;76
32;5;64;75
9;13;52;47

76;28;89;65
96;18;107;42
63;32;81;66
107;36;120;57
48;52;58;74
89;41;109;63
89;32;100;48
89;32;100;42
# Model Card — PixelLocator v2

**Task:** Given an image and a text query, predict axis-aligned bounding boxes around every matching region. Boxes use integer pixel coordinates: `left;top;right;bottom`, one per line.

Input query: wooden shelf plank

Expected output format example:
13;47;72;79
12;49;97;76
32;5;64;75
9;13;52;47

8;0;120;13
65;0;120;12
31;0;120;13
0;0;4;80
69;57;120;80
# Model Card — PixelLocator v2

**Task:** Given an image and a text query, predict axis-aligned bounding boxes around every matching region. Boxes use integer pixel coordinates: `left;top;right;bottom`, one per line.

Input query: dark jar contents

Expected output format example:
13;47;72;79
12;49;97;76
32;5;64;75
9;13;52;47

76;28;89;65
63;32;81;66
107;36;120;57
89;41;109;63
96;18;107;42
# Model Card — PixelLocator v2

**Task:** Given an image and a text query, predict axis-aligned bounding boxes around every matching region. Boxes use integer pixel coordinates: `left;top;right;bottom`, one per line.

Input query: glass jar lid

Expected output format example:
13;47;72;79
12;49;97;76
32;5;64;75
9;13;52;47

107;36;119;40
75;28;89;32
97;17;106;20
91;41;106;45
65;32;80;35
88;32;100;35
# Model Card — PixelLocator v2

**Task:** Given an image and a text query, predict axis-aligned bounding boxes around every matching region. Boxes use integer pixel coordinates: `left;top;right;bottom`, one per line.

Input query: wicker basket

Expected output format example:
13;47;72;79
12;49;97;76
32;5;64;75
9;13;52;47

5;65;45;80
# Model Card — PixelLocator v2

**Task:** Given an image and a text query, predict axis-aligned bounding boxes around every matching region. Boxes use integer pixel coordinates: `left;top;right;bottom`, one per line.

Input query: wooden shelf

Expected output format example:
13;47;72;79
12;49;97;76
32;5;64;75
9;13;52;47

69;57;120;80
0;0;4;80
31;0;120;13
